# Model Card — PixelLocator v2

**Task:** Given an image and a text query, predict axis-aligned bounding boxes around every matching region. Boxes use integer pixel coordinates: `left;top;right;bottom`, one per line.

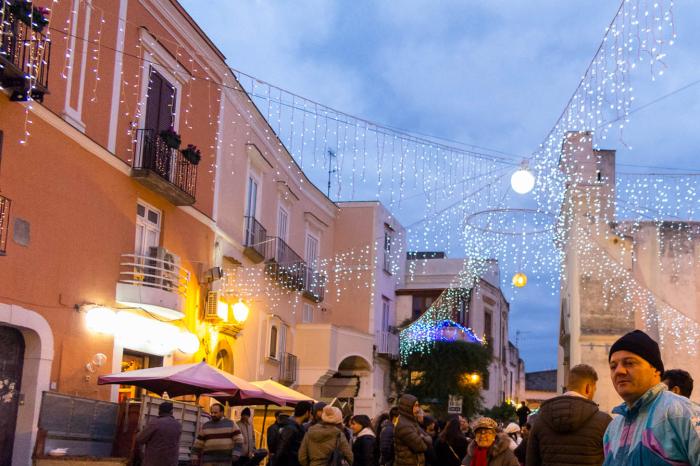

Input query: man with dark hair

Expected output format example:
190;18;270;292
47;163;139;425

303;401;327;431
526;364;611;466
603;330;700;465
662;369;694;398
270;401;312;466
266;411;289;464
192;403;244;466
136;401;182;466
515;401;531;427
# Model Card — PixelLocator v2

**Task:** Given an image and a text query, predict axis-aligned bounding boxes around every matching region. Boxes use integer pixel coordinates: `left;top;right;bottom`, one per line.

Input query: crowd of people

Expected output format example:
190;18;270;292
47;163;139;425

135;329;700;466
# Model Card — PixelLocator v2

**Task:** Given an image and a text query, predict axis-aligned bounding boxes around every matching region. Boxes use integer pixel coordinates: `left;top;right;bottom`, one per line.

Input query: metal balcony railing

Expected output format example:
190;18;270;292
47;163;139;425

265;237;306;291
302;266;326;303
377;331;399;358
0;195;11;255
278;352;298;386
131;129;197;205
243;216;267;261
0;6;51;101
118;252;189;296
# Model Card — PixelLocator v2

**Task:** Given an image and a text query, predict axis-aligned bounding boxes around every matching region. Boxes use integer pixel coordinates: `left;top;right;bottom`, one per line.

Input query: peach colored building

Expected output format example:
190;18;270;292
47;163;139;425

0;1;228;463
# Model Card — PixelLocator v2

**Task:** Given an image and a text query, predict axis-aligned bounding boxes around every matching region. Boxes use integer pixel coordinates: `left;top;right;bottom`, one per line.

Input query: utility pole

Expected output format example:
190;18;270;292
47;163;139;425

326;148;337;198
515;330;531;347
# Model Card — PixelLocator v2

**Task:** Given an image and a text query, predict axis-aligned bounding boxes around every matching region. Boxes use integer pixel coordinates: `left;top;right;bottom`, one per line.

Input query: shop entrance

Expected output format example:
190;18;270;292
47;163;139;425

0;326;25;466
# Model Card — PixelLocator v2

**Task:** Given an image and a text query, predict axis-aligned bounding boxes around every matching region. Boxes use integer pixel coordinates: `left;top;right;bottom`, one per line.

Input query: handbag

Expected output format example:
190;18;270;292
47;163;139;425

327;432;348;466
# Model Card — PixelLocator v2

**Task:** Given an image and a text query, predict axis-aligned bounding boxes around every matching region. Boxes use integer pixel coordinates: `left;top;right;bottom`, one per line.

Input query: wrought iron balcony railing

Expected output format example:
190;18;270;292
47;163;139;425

302;266;326;303
0;194;11;255
243;216;267;262
278;352;298;386
265;237;306;291
0;5;51;101
131;129;197;206
377;330;399;359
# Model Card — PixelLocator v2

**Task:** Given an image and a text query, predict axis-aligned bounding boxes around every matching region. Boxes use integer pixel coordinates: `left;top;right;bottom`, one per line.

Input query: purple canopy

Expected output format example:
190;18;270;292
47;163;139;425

98;362;283;403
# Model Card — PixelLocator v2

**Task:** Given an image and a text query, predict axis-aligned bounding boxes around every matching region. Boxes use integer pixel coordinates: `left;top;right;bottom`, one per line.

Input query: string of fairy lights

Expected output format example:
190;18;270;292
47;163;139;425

2;0;699;358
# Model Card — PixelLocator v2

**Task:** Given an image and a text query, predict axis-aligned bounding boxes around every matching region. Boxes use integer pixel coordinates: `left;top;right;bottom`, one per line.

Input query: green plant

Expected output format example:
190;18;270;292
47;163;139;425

481;401;517;424
181;144;201;165
402;340;491;418
159;128;181;150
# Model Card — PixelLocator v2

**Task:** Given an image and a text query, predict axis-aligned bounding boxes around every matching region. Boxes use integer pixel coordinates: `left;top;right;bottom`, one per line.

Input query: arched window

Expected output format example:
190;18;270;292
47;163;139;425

215;349;232;373
269;325;278;359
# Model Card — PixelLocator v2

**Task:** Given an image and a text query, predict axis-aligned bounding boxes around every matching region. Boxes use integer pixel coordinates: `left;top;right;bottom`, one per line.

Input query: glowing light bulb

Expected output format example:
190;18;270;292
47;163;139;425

511;167;536;194
85;307;116;334
233;300;249;323
512;272;527;288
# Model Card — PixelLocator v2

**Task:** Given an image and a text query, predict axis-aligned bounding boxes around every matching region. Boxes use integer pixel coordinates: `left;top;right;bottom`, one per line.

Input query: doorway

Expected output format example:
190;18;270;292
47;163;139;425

0;326;25;466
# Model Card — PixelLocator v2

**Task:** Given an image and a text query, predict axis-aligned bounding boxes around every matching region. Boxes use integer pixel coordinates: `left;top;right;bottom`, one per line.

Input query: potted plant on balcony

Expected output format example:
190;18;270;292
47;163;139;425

9;1;50;33
159;127;181;150
181;144;201;165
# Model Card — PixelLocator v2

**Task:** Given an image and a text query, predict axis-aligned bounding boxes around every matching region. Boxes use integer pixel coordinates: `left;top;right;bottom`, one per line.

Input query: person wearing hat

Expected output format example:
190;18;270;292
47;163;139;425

603;329;700;465
136;401;182;466
298;405;353;466
393;394;431;466
502;423;521;450
461;417;518;466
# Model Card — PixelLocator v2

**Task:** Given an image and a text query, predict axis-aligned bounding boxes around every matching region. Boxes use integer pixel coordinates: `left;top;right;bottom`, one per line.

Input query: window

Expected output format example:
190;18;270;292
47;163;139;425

145;67;177;133
383;227;393;274
411;293;439;320
269;325;278;359
245;176;258;218
302;304;314;323
484;310;493;355
305;234;319;268
382;297;391;332
277;206;289;241
135;201;161;256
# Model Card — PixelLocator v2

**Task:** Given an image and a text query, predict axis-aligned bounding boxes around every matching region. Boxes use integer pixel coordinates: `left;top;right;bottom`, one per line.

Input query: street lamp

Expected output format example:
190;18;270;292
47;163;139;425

511;164;535;194
232;300;249;323
512;272;528;288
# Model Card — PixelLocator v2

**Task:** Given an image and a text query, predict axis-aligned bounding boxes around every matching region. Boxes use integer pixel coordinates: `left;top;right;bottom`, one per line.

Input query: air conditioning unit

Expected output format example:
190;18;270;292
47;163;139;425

204;291;220;320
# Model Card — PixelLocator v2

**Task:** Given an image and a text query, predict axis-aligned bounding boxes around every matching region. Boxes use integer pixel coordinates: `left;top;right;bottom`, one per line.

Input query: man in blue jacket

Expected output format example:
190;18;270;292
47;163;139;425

603;329;700;465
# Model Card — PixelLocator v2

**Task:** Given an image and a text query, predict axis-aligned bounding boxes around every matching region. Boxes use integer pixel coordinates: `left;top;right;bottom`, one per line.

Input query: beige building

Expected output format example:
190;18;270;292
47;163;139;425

559;131;700;411
396;255;525;408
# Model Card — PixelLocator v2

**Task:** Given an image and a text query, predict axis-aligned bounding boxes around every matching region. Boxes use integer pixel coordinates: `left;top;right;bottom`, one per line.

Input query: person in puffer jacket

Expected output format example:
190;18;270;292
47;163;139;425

299;406;353;466
393;394;430;466
603;330;700;465
526;363;612;466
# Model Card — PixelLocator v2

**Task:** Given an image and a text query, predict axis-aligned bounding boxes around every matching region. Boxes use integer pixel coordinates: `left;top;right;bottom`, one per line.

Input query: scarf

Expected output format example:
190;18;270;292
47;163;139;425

470;446;489;466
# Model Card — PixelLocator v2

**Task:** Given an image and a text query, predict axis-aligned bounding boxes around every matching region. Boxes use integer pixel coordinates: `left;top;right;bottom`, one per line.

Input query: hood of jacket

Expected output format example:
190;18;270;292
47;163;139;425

397;394;418;419
467;433;511;458
537;394;601;433
306;422;344;443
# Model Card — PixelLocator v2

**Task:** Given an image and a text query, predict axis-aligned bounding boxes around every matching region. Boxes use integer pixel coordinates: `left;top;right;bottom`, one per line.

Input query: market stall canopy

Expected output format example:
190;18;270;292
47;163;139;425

251;379;314;406
97;361;283;402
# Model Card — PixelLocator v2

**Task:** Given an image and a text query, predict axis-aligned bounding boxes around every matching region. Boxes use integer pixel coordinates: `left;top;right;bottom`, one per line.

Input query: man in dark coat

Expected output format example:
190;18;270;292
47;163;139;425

270;401;312;466
135;401;182;466
379;407;399;465
526;364;612;466
393;394;430;466
515;402;531;428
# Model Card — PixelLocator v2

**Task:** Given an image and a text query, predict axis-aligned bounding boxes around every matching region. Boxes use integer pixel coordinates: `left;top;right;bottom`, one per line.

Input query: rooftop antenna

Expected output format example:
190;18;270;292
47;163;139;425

326;148;337;198
515;329;531;347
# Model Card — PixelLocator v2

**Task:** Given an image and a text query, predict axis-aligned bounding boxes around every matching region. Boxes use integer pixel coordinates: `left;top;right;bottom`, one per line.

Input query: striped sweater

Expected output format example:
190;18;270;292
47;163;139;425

191;417;244;464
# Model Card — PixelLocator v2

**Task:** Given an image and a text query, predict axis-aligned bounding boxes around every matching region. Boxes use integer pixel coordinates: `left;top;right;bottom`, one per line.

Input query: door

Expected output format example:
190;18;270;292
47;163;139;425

0;326;25;466
142;67;177;175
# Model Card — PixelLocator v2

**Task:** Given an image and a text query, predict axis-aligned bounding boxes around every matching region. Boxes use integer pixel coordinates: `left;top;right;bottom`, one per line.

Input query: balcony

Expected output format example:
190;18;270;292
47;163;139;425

0;4;51;101
0;194;10;255
115;249;190;320
302;266;326;303
278;352;298;386
243;216;267;263
131;129;197;206
265;237;306;291
376;330;399;359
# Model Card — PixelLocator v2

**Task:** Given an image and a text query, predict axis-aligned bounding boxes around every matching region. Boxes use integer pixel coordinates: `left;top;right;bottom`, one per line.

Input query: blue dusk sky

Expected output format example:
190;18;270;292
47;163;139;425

180;1;700;371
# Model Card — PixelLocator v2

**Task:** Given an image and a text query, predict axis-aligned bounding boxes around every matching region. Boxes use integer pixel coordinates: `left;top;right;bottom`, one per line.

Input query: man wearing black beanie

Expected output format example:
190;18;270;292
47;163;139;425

602;329;700;466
